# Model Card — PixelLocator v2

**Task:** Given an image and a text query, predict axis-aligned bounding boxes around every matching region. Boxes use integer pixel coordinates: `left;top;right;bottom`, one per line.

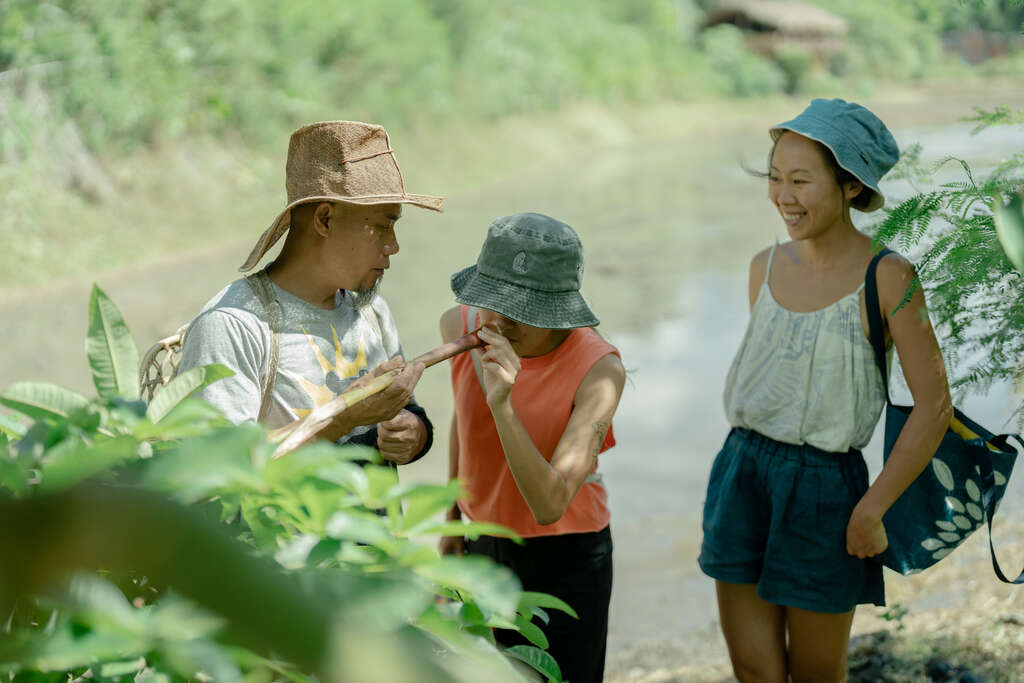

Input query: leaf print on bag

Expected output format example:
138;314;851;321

945;496;966;513
994;470;1007;486
935;520;957;531
932;548;955;560
921;538;945;550
965;479;981;502
966;502;984;521
937;531;961;543
952;515;973;530
932;457;955;491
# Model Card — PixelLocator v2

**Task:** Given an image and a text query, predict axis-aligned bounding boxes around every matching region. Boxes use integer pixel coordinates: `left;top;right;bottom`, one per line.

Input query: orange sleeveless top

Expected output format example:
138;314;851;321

451;305;619;537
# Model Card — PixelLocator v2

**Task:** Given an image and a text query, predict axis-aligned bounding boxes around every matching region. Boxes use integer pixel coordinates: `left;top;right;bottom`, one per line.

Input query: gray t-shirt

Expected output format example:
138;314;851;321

178;274;403;444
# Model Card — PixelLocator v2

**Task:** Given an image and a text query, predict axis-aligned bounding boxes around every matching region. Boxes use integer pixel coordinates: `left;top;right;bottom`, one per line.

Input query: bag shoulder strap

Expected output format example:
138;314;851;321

245;271;282;423
360;298;384;345
864;247;894;405
866;251;1024;584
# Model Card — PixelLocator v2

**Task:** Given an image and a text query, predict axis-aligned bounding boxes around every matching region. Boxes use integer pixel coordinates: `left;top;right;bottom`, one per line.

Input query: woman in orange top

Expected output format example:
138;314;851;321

439;212;626;683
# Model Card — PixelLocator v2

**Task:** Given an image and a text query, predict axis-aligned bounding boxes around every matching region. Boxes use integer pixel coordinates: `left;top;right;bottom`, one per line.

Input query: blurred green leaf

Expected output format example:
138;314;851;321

39;436;136;492
86;284;140;401
324;510;396;553
0;382;89;422
0;412;27;438
391;481;462;532
141;425;269;501
134;398;228;440
994;193;1024;272
415;556;520;622
145;363;233;424
410;519;522;543
100;656;147;677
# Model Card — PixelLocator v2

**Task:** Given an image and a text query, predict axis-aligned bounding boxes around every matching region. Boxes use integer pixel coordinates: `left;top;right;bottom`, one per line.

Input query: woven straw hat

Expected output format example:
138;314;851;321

239;120;443;271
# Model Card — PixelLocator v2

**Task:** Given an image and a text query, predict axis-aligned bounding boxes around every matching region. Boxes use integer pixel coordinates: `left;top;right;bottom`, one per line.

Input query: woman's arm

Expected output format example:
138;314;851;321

846;253;954;558
477;326;626;526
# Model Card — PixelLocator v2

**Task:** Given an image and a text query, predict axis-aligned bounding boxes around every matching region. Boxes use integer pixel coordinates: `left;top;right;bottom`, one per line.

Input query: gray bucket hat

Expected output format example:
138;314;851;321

451;213;599;329
770;98;899;212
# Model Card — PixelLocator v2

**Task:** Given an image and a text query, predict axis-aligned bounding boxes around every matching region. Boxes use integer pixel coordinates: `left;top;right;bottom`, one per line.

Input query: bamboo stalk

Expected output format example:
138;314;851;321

270;328;483;457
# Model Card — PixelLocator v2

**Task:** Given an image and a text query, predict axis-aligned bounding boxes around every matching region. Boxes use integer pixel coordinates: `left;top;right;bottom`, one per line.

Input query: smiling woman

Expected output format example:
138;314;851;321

699;99;954;683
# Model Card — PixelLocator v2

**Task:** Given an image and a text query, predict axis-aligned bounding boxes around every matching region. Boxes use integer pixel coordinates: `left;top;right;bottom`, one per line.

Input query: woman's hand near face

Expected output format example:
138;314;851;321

476;325;521;407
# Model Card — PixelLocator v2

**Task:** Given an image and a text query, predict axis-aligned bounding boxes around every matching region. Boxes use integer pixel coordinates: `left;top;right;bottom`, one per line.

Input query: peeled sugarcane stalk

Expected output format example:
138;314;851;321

270;328;484;457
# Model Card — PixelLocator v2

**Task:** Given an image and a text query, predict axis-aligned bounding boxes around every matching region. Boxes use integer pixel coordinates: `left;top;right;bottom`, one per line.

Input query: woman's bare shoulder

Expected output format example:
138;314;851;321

439;306;464;343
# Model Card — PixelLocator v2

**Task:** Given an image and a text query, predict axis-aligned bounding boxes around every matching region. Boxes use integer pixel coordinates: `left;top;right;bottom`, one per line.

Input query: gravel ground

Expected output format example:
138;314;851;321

605;520;1024;683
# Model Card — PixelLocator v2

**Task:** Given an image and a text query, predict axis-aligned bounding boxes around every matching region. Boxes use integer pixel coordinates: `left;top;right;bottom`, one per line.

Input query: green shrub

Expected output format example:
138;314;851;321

0;285;572;682
698;24;786;97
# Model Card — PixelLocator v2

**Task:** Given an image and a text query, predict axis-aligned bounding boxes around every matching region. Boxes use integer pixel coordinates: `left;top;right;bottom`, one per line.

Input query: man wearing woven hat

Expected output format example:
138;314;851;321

178;121;443;464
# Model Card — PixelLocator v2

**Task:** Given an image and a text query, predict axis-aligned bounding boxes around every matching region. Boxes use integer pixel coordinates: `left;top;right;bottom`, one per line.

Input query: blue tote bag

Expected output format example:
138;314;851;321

865;249;1024;581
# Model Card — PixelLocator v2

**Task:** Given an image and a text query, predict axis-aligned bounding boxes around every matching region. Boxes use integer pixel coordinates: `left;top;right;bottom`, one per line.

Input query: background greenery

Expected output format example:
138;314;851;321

2;0;1024;288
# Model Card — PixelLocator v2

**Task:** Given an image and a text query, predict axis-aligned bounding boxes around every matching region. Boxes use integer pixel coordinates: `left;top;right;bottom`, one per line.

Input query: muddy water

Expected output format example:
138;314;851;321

3;94;1024;668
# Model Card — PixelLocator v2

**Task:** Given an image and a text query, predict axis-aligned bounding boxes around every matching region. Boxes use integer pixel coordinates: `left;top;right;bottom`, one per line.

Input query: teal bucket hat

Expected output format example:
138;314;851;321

450;212;599;329
770;98;899;212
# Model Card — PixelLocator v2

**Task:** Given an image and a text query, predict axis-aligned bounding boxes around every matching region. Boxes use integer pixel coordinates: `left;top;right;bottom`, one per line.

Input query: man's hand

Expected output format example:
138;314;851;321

377;409;427;465
327;357;425;436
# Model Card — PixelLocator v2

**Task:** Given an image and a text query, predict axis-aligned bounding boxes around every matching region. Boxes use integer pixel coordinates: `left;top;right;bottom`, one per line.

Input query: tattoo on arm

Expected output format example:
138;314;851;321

591;420;610;461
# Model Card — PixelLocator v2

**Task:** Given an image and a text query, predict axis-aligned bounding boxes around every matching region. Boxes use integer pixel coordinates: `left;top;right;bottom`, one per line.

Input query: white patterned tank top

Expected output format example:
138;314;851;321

723;241;888;452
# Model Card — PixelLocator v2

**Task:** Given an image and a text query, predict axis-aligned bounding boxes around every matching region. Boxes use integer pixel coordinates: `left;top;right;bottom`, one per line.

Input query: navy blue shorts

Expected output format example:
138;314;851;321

698;428;884;613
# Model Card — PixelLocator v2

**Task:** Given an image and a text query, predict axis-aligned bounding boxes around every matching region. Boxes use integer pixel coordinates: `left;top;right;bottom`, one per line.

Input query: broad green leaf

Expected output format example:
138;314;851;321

0;412;27;438
145;364;233;423
513;614;548;649
415;555;521;621
0;382;89;422
39;436;137;492
86;284;140;400
517;591;578;619
505;645;563;683
994;193;1024;272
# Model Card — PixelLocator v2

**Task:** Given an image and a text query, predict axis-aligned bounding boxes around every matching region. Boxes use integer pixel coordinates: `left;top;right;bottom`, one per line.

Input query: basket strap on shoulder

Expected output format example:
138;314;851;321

245;271;282;424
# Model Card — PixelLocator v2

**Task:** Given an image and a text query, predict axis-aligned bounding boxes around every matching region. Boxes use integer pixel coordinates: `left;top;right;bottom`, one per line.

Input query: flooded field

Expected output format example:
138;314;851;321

3;87;1024;676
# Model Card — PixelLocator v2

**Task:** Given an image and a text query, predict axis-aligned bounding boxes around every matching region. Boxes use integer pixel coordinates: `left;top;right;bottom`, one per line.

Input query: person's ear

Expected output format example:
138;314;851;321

312;202;334;237
844;180;863;202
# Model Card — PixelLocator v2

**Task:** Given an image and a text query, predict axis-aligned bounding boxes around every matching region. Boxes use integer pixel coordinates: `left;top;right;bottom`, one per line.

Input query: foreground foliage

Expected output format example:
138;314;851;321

872;105;1024;421
0;286;571;682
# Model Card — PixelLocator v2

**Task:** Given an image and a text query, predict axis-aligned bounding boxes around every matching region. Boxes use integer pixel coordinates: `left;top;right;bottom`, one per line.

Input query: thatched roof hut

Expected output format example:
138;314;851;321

702;0;848;56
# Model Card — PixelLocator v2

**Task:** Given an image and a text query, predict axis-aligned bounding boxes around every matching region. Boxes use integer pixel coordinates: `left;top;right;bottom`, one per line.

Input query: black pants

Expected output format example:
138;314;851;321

467;526;613;683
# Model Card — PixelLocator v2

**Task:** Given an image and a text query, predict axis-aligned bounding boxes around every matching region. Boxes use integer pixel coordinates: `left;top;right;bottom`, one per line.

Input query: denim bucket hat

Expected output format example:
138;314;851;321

451;212;599;329
770;98;899;212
